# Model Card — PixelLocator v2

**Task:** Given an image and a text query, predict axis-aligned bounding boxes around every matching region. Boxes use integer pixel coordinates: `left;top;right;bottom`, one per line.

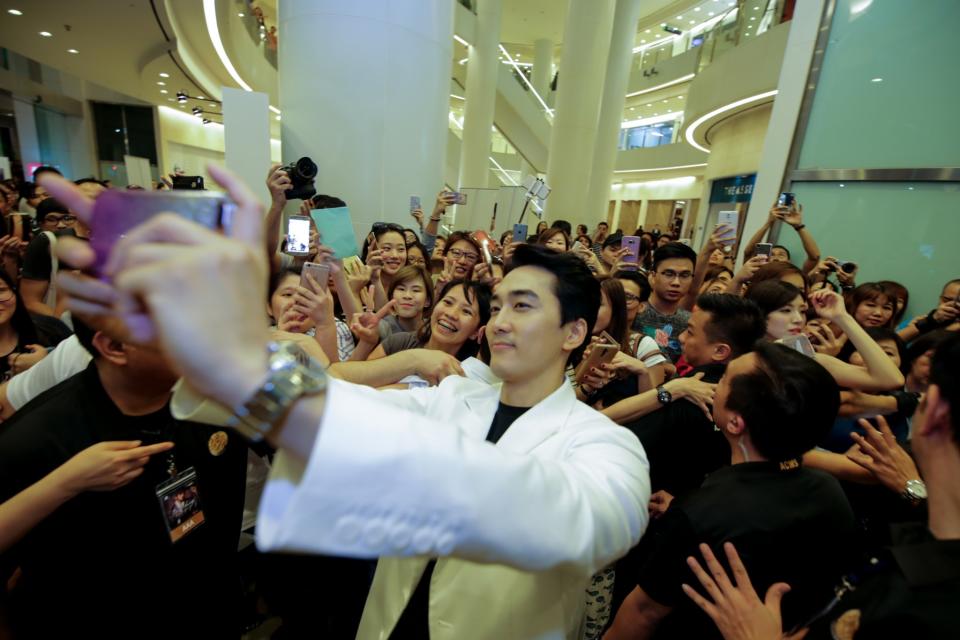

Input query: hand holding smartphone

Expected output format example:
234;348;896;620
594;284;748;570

575;333;620;384
286;215;312;255
89;189;235;276
621;235;641;271
755;242;773;259
512;223;528;244
301;261;330;292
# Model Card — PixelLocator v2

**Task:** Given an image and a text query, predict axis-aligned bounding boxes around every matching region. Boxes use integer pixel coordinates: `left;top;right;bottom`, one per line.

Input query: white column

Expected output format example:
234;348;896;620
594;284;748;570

222;88;271;208
278;0;453;240
545;0;615;221
532;38;553;98
584;0;642;227
458;0;503;190
13;96;42;171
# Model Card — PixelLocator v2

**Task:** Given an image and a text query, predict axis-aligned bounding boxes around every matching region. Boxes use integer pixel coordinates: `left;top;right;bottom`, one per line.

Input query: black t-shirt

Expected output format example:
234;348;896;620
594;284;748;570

804;523;960;639
389;402;530;639
0;362;247;637
21;228;85;281
624;362;729;496
634;462;858;639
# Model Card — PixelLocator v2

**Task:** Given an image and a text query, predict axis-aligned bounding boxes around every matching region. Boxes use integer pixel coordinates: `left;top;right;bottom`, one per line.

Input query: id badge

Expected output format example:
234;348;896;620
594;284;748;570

156;467;205;543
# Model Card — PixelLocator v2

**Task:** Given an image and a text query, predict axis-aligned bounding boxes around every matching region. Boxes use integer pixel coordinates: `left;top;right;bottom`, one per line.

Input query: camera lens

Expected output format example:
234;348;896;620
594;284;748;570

840;262;856;273
295;157;318;181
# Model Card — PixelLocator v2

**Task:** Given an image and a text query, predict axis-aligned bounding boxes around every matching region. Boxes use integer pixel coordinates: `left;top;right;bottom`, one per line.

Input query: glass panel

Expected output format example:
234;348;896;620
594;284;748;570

34;105;73;176
797;0;960;169
776;181;960;320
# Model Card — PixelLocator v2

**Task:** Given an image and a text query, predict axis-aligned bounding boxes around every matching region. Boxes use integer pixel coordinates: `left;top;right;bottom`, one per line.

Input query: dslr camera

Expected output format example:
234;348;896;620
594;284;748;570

281;157;318;200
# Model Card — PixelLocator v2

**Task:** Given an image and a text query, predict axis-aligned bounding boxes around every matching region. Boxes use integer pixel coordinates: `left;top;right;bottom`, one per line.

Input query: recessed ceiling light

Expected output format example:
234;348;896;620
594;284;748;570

694;7;701;11
39;31;52;37
160;89;168;94
8;9;23;16
237;12;245;17
708;11;715;16
646;103;652;106
157;81;165;86
689;20;695;23
645;29;651;33
640;40;646;43
114;128;121;133
839;183;846;188
67;48;78;54
209;102;216;107
676;15;683;20
197;95;206;99
871;77;883;82
159;72;169;78
750;16;756;20
167;98;175;102
663;99;668;102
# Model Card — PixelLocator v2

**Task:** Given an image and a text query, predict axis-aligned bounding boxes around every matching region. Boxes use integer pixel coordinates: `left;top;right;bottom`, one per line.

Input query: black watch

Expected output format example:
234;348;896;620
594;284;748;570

792;224;806;231
656;384;672;405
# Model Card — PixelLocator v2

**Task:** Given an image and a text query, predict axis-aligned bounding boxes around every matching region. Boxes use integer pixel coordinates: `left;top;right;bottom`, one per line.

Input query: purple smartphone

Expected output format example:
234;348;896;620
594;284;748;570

621;235;641;271
89;189;235;276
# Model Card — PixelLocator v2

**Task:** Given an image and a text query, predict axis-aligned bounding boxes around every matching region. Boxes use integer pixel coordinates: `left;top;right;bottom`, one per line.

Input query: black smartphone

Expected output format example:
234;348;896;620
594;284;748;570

777;192;795;208
755;242;773;258
172;175;205;190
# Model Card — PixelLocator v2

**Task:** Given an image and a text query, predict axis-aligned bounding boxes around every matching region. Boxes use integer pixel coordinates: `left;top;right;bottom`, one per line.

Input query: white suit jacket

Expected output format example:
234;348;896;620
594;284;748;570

256;375;651;639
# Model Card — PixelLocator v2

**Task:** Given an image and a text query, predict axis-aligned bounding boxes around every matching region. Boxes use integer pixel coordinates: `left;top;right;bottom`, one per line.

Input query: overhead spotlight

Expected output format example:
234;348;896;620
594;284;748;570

8;9;23;16
159;72;170;78
192;107;203;116
202;118;211;125
67;48;78;54
176;91;188;103
160;89;168;94
663;25;682;35
38;31;52;37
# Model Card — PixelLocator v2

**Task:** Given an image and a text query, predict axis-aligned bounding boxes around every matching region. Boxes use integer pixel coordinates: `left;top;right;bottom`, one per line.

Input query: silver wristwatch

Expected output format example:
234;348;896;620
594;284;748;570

227;342;328;442
901;478;927;505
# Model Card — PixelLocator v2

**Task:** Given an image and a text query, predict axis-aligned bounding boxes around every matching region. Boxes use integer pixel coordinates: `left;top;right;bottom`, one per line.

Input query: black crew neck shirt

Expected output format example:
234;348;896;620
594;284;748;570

388;401;530;639
633;462;858;639
0;362;247;637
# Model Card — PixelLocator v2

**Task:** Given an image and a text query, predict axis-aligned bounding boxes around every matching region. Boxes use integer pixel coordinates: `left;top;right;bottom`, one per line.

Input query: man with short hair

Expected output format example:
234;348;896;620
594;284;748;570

21;179;102;316
551;218;572;237
633;242;699;363
898;277;960;342
0;319;248;636
592;221;610;259
615;269;651;328
605;341;857;640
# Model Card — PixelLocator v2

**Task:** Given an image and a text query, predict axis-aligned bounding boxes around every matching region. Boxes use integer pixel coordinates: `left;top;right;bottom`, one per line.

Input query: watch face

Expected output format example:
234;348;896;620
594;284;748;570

907;479;927;499
657;389;671;404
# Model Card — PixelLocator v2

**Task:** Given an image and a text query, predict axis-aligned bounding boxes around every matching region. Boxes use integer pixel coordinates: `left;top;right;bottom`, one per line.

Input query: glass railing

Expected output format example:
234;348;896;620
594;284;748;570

235;0;278;69
633;0;788;74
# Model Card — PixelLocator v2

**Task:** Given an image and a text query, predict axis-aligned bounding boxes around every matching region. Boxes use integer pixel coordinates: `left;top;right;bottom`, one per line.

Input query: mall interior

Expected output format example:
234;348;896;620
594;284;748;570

0;0;957;316
0;1;959;638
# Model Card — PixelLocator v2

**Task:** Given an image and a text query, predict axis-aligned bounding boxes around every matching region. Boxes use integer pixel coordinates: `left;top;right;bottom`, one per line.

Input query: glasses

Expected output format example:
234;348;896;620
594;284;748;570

624;293;641;304
44;214;77;225
0;288;14;303
448;248;479;263
658;269;693;281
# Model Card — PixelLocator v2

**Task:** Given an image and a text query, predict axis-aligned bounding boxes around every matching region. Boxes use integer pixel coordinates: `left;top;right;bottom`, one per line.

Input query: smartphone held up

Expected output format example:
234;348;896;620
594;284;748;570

89;189;235;276
285;215;312;256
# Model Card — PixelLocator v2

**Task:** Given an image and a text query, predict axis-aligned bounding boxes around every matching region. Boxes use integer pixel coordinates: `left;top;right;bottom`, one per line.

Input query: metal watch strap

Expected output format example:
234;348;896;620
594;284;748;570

230;371;303;442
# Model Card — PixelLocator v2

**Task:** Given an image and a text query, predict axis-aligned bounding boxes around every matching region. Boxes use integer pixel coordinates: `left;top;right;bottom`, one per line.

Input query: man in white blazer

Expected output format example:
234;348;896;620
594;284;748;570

45;170;651;640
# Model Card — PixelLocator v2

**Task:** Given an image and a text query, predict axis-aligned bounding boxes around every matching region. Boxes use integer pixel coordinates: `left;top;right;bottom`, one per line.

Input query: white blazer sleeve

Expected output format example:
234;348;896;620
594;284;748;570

256;378;650;578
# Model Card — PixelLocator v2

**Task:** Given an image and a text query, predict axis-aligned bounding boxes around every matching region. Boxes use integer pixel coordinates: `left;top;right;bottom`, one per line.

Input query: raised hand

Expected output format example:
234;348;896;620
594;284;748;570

292;274;334;325
808;289;848;322
349;299;396;346
682;542;792;640
265;163;291;205
804;320;844;356
846;415;921;495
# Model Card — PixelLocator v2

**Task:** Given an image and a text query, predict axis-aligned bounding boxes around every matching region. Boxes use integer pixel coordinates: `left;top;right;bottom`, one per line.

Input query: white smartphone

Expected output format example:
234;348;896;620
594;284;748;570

286;215;312;255
301;261;330;292
717;210;738;245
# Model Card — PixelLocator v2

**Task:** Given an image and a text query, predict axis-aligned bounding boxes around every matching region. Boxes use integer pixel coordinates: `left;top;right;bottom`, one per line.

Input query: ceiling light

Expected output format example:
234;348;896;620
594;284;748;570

690;20;695;23
275;115;281;121
754;5;760;9
8;9;23;15
645;29;651;33
114;128;121;133
647;103;652;106
210;102;217;107
453;34;470;47
694;7;701;11
676;15;683;20
870;77;883;82
160;89;168;94
839;183;845;188
202;118;211;125
640;40;646;43
67;48;78;54
176;91;187;103
159;72;170;78
269;105;281;115
663;99;668;102
708;11;715;16
179;105;185;109
237;12;245;17
750;16;756;20
157;81;166;86
192;107;203;116
197;95;205;99
39;31;52;37
167;98;175;102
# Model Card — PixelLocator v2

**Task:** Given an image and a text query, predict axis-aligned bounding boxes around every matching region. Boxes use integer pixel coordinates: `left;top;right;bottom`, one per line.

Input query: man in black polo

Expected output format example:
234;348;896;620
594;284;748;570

0;319;247;636
605;341;857;639
607;294;767;498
